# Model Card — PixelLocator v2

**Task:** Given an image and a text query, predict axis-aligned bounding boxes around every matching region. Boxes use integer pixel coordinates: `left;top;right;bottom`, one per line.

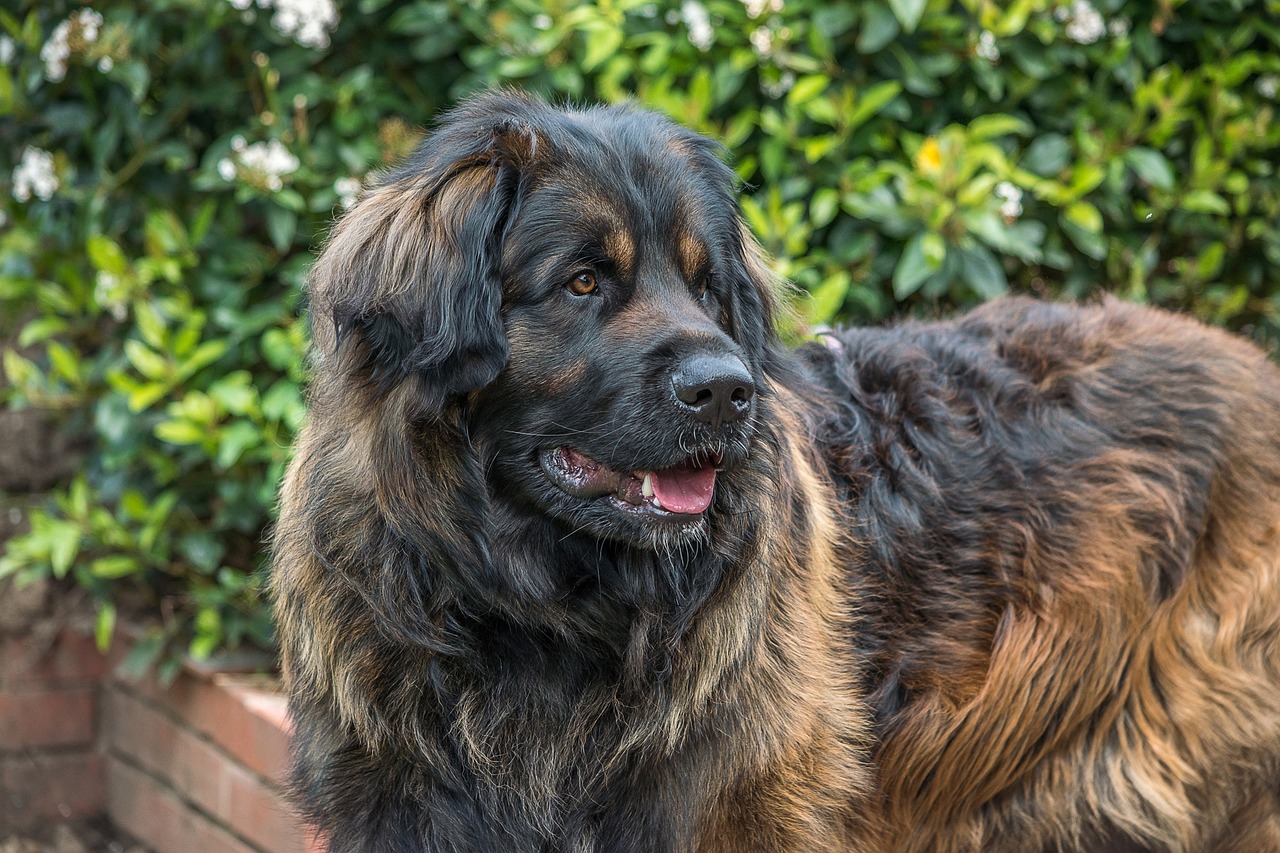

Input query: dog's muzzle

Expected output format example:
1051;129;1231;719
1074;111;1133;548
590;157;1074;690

671;353;755;429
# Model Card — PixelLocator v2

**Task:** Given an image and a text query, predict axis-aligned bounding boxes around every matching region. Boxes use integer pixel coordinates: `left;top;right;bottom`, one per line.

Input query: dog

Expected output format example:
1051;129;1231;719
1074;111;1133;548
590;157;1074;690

271;92;1280;852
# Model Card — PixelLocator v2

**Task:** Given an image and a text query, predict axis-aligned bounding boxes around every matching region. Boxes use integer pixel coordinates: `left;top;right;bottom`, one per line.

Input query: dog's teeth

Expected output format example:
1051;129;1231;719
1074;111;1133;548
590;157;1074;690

641;472;654;499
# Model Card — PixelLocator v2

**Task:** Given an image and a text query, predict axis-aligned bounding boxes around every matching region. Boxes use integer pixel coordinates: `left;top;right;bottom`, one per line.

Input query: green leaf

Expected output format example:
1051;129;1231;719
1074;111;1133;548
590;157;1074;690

1023;134;1071;176
216;420;264;469
1181;190;1230;215
888;0;926;33
1064;201;1103;234
265;206;298;253
787;75;829;106
91;555;141;579
856;4;900;53
968;114;1032;141
46;341;81;384
1124;147;1175;191
49;521;81;579
847;81;902;131
155;419;206;445
893;233;943;300
805;272;850;326
87;235;128;276
135;302;168;349
582;22;624;72
95;603;117;651
958;245;1008;299
125;340;170;381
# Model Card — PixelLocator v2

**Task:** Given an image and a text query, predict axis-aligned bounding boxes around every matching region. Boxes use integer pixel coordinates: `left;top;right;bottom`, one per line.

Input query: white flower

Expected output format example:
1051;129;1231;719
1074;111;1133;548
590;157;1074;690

12;147;59;203
40;23;71;82
681;0;713;52
266;0;339;49
334;176;361;210
742;0;767;18
0;36;15;66
532;14;552;30
77;9;103;43
221;138;299;191
1257;75;1279;99
94;271;127;320
761;70;795;99
1108;17;1130;37
97;56;113;72
995;181;1023;220
976;30;999;62
1063;0;1105;44
229;0;254;9
750;26;773;57
39;9;104;82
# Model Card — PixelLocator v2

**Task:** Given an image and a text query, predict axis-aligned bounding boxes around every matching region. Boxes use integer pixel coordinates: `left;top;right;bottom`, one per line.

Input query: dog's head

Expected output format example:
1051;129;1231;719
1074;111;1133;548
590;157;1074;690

309;92;780;551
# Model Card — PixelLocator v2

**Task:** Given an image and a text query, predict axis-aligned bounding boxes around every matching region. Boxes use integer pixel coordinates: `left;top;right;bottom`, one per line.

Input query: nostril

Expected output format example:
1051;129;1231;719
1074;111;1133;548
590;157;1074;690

671;353;755;426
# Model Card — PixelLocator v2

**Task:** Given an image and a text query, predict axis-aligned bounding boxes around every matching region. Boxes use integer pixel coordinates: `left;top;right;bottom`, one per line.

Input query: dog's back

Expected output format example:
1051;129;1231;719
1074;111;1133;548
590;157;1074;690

803;296;1280;852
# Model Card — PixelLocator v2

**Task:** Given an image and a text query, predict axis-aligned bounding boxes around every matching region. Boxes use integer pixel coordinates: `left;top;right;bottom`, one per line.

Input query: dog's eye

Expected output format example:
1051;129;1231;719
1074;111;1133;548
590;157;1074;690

566;271;598;297
696;274;712;299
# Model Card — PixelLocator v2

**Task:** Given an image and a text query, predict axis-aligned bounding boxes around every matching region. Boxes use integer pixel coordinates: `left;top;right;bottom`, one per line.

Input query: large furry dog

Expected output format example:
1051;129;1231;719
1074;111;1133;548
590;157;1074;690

272;92;1280;852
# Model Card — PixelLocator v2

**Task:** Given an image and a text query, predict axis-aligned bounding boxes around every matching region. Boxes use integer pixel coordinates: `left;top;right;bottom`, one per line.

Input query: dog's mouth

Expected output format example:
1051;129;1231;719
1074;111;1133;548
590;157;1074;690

539;447;720;520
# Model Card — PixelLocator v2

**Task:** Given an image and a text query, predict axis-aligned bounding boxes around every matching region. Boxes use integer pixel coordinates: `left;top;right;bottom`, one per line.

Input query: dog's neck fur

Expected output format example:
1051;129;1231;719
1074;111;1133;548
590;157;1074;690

284;369;872;850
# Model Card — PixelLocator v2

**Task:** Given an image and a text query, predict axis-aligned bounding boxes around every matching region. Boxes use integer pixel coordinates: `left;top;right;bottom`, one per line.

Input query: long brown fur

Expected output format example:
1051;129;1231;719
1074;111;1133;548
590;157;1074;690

271;93;1280;852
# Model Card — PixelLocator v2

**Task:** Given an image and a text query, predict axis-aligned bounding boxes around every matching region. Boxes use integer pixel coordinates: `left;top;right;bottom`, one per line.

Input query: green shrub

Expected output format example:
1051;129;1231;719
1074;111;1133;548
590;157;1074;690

2;0;1277;664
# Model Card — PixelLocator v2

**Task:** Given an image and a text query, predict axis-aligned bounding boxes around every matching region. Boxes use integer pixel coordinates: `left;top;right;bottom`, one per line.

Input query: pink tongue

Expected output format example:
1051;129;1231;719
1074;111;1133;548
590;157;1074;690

650;464;716;514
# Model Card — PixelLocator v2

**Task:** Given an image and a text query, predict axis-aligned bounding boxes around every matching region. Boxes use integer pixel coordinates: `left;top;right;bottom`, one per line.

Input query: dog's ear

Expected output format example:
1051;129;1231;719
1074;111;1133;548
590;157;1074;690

308;108;538;409
723;221;783;369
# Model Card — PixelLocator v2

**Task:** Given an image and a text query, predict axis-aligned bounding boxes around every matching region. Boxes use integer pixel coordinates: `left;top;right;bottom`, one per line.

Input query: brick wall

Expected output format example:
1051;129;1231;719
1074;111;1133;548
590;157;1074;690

0;629;108;827
0;627;318;853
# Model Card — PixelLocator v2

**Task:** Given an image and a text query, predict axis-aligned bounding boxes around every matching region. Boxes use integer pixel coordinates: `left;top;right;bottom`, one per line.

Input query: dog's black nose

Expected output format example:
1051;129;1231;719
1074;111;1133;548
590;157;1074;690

672;354;755;427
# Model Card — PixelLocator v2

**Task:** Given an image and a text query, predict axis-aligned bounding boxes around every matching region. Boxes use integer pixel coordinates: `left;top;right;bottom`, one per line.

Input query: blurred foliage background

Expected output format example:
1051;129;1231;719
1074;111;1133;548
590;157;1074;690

2;0;1278;666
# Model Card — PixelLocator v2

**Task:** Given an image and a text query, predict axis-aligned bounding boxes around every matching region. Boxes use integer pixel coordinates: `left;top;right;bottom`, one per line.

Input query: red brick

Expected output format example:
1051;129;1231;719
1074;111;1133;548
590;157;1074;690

0;685;96;749
106;687;310;852
0;629;113;687
1;751;105;825
107;757;257;853
119;669;293;785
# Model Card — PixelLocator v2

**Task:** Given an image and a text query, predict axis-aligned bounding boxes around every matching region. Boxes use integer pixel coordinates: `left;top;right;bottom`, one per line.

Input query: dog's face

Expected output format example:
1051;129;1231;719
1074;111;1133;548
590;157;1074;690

309;94;776;551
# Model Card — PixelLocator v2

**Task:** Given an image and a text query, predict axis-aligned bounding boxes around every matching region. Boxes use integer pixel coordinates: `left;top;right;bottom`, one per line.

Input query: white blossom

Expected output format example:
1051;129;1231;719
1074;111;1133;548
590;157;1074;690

750;26;773;57
1108;17;1130;37
532;14;552;30
761;70;795;99
97;56;113;72
12;147;59;203
40;25;71;82
0;36;15;66
1257;75;1279;99
976;30;999;62
996;181;1023;220
681;0;713;52
229;0;254;9
741;0;768;18
1063;0;1105;44
334;177;361;210
94;271;128;321
267;0;339;49
220;138;299;192
40;9;104;82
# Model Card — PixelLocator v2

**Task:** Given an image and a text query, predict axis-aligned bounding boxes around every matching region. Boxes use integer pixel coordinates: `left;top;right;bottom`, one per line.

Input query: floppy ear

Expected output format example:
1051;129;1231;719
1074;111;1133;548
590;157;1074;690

308;112;538;409
724;221;784;370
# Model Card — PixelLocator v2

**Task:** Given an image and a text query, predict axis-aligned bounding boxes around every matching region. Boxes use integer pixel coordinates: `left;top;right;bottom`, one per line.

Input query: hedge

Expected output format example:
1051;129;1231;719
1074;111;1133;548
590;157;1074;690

2;0;1278;666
